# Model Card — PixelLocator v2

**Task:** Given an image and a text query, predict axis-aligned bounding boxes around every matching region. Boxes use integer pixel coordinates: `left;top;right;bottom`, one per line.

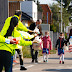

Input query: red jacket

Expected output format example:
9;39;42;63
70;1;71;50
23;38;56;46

42;36;52;50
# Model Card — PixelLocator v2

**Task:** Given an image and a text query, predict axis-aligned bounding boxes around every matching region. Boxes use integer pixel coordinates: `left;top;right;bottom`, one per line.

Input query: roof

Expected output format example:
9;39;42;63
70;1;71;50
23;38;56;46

40;4;52;13
22;12;33;21
9;0;24;1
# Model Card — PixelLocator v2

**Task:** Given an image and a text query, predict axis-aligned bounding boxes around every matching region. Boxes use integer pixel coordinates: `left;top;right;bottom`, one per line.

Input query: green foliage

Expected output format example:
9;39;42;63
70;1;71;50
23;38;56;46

22;46;56;58
39;50;43;56
50;3;70;32
65;32;67;39
50;49;56;54
63;0;71;8
56;0;71;8
37;0;43;12
50;4;60;32
50;24;57;32
62;8;70;26
22;46;31;58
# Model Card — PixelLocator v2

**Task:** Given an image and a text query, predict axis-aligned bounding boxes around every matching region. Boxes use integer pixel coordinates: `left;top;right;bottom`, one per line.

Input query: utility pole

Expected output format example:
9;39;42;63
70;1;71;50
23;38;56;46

61;0;63;32
47;12;48;24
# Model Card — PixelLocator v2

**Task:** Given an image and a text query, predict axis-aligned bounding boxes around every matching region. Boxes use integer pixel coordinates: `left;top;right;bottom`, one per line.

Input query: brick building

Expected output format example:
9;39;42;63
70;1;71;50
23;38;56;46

40;4;52;24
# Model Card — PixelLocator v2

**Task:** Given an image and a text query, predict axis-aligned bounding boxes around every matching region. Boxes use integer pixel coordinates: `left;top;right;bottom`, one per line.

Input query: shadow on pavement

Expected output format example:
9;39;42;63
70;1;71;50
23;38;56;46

64;58;72;60
49;58;59;59
49;58;72;60
42;69;72;72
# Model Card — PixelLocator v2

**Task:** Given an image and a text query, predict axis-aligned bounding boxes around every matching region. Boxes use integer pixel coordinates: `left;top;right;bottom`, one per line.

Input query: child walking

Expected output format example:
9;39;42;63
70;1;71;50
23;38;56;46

55;32;66;64
42;31;52;62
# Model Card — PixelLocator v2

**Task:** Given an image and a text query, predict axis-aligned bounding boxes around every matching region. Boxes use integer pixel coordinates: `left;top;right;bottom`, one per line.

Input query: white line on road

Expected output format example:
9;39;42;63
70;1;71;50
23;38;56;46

13;68;20;71
13;65;34;71
13;57;43;71
26;65;34;68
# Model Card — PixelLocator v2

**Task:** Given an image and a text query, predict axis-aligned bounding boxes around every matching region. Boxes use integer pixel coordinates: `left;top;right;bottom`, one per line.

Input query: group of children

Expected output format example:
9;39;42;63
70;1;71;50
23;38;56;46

42;31;67;64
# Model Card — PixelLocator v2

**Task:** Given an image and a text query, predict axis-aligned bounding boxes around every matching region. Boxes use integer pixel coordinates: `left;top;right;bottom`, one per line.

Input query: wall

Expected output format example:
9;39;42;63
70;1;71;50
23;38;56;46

21;1;37;22
40;4;52;24
38;11;43;20
9;1;20;16
0;0;8;31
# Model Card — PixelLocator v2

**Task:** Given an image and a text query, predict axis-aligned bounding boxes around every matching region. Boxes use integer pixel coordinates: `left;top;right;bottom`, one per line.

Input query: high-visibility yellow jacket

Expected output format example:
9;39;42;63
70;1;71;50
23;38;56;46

19;31;34;39
0;15;32;55
0;35;6;42
17;20;29;32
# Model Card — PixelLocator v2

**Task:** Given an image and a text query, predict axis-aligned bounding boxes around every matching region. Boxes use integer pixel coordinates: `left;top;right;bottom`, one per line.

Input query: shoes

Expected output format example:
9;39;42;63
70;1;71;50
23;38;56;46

59;61;64;64
46;60;48;63
43;60;46;62
43;60;48;63
59;61;61;64
35;60;38;63
13;60;19;64
20;66;27;70
31;59;34;63
62;61;64;64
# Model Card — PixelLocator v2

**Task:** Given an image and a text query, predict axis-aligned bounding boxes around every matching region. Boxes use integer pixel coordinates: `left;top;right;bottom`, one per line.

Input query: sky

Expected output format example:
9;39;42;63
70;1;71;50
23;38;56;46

39;0;58;5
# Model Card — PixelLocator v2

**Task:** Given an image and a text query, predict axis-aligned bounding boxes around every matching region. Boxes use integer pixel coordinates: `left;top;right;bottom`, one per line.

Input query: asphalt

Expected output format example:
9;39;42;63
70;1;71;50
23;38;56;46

11;52;72;72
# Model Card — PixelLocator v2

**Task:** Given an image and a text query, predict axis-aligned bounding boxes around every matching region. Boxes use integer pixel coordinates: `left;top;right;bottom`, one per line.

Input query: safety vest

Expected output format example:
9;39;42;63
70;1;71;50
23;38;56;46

0;15;32;55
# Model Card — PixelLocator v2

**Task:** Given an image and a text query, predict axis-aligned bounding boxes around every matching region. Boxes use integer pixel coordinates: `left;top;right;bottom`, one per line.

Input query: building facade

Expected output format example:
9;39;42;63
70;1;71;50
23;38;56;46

21;1;37;22
0;0;8;31
40;4;52;24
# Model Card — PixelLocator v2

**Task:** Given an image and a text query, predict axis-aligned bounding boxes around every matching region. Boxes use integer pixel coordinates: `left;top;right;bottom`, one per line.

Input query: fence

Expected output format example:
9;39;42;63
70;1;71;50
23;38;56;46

53;32;59;48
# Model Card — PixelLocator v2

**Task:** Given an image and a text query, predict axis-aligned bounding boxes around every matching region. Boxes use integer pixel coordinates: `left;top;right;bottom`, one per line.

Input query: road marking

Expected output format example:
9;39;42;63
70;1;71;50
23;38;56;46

13;65;34;71
26;65;34;68
13;68;20;71
13;57;43;71
39;61;42;62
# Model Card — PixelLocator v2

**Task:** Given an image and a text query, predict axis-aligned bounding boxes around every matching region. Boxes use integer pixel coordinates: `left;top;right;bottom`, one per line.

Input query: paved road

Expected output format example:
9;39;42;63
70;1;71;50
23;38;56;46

13;52;72;72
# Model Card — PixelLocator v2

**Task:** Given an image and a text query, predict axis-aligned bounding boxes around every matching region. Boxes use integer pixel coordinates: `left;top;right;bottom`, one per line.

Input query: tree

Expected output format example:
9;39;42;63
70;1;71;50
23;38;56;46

50;4;60;32
56;0;71;8
63;0;71;8
37;0;43;12
50;3;70;32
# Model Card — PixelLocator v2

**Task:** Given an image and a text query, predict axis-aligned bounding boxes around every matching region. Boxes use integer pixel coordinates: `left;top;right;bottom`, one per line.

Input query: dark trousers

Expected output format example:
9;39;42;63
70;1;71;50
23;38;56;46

0;50;11;72
16;49;23;65
30;45;38;61
9;49;23;72
9;56;13;72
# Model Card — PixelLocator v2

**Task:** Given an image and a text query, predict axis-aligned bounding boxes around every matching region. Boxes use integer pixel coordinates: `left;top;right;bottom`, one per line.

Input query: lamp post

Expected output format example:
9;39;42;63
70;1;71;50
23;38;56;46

61;0;63;32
